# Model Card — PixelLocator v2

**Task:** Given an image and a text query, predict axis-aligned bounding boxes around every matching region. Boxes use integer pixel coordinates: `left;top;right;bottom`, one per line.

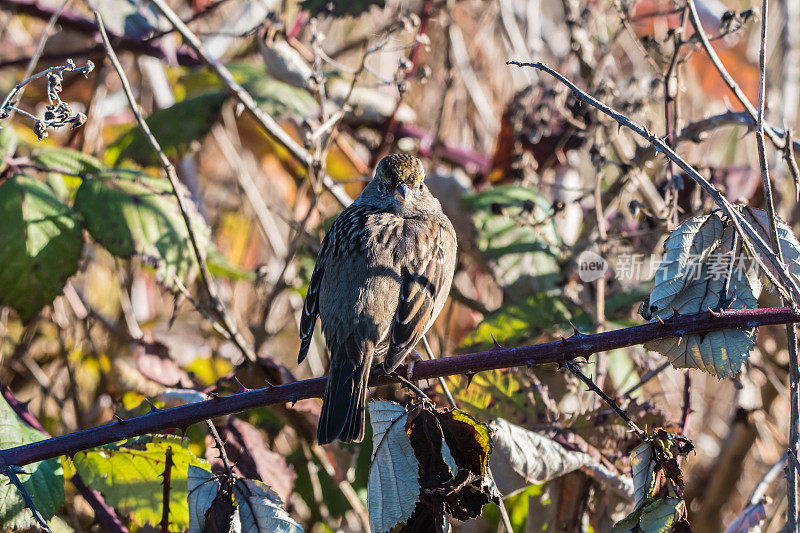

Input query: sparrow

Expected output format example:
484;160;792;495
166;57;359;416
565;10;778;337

298;154;458;444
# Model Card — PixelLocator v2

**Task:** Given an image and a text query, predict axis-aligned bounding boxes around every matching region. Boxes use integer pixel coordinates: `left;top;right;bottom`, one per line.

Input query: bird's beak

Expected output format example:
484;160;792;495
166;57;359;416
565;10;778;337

394;183;410;203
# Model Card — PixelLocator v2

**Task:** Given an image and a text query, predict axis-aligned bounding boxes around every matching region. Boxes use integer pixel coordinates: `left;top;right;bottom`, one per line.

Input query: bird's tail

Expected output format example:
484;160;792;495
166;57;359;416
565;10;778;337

317;341;372;444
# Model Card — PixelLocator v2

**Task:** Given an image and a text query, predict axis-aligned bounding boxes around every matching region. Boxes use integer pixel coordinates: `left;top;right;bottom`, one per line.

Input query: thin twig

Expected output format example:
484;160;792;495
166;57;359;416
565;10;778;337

685;0;784;148
93;11;255;363
205;420;234;476
750;452;787;505
507;60;800;307
2;465;52;532
563;361;646;441
753;3;800;528
1;0;69;127
784;127;800;201
146;0;352;208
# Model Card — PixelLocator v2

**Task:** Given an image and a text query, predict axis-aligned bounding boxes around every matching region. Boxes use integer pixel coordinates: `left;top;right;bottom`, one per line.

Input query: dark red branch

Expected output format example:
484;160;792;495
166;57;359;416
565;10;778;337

0;306;797;468
1;385;129;532
0;0;200;67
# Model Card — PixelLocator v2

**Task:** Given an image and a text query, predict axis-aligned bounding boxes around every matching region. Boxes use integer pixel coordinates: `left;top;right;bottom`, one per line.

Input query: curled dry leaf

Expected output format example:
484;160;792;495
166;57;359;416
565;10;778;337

133;339;193;388
488;418;633;500
367;400;499;533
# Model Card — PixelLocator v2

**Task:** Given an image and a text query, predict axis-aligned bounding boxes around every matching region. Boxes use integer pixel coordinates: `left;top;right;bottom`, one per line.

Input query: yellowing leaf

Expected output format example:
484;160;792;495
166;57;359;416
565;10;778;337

71;435;207;529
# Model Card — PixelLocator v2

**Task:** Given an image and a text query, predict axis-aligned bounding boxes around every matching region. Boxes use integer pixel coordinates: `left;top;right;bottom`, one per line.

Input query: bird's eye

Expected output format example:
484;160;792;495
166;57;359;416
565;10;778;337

377;181;387;194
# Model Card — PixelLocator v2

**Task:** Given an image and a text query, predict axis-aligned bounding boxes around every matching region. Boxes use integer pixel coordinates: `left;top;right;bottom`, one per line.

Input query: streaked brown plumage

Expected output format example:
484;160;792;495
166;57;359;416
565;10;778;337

298;154;457;444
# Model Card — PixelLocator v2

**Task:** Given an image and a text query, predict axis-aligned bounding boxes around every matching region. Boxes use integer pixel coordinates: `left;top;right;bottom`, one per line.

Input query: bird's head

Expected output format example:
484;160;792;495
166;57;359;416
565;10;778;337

374;153;426;204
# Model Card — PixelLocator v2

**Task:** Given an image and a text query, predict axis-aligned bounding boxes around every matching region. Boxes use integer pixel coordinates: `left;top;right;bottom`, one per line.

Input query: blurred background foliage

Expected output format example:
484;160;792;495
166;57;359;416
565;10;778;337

1;0;799;530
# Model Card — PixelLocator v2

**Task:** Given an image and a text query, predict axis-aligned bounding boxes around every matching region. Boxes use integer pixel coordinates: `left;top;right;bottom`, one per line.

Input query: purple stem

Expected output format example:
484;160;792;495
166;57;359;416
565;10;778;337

71;476;130;533
1;385;129;532
395;122;492;173
0;306;797;468
0;0;200;67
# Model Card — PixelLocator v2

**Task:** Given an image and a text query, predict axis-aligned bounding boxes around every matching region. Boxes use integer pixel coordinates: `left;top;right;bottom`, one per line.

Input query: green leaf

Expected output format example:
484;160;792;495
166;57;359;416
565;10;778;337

111;92;227;166
74;170;210;289
463;293;588;349
0;175;83;322
645;213;758;377
207;245;256;281
71;435;207;529
630;442;655;509
464;185;560;290
367;401;420;533
0;397;64;530
639;498;685;532
28;145;106;175
187;466;303;533
0;126;18;168
246;79;317;118
446;370;542;426
299;0;385;17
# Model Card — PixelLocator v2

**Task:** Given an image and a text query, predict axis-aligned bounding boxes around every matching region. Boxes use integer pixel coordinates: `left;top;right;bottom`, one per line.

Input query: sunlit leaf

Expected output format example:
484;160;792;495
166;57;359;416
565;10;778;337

463;293;589;349
0;175;82;322
187;466;302;533
447;370;541;429
367;401;420;533
74;170;210;289
645;213;758;377
639;498;685;532
235;478;303;532
0;397;64;530
630;442;654;509
28;145;106;175
648;212;725;315
71;435;207;529
111;92;226;166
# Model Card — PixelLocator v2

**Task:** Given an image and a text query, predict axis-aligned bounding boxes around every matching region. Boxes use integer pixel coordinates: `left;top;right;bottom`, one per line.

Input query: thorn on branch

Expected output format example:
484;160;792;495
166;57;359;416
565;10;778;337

490;334;503;350
463;371;476;389
144;399;159;413
3;464;52;532
563;361;647;442
233;377;250;393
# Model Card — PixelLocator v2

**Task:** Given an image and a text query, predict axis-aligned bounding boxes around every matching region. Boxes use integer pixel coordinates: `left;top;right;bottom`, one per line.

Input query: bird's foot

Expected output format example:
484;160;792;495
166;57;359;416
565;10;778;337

405;349;424;380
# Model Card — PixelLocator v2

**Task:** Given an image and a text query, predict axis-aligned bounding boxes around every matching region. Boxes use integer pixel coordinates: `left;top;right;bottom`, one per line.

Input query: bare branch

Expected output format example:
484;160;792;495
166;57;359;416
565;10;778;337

94;12;256;363
507;60;800;308
147;0;352;207
0;306;798;468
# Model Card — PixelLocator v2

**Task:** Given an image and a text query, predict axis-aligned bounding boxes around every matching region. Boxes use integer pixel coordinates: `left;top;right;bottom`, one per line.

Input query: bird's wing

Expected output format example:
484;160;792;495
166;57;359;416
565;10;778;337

383;233;447;372
297;231;333;364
